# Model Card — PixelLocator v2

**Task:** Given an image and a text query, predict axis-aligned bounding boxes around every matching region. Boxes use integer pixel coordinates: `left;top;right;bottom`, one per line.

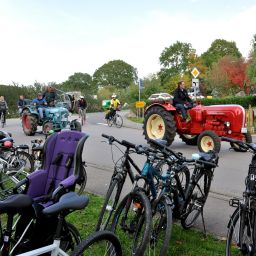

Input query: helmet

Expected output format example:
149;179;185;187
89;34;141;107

111;94;117;98
3;141;13;148
80;96;84;99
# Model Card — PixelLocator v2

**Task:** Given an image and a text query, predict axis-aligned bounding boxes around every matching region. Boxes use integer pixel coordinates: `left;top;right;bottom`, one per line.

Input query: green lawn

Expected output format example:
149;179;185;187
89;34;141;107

128;116;144;123
68;193;227;256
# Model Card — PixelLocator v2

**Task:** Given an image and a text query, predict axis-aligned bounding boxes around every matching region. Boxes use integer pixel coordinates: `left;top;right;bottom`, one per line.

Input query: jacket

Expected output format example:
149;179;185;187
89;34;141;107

173;88;192;105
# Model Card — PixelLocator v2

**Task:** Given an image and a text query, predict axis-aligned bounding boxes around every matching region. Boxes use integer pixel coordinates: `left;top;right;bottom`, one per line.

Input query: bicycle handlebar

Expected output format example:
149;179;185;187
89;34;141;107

221;137;255;152
102;134;135;149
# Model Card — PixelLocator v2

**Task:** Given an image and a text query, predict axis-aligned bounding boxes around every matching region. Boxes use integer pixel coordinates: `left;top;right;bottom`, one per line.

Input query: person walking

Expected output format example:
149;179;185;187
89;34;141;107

0;96;8;126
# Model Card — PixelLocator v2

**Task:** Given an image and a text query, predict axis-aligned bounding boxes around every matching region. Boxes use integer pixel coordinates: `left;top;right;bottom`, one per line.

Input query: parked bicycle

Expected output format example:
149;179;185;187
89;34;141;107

0;192;122;256
107;112;123;128
222;137;256;256
150;139;219;231
0;136;33;199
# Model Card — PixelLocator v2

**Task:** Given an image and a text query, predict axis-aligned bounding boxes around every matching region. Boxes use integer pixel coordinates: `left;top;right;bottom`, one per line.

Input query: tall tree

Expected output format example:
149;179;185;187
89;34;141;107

61;72;95;95
247;34;256;89
201;39;242;67
159;41;196;85
93;60;138;89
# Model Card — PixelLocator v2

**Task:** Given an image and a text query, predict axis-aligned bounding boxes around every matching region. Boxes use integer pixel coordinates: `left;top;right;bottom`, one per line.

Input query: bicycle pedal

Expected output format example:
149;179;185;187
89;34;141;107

229;198;240;207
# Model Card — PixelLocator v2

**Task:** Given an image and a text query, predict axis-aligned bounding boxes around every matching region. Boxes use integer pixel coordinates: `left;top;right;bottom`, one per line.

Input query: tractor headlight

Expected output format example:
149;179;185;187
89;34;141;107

224;121;231;127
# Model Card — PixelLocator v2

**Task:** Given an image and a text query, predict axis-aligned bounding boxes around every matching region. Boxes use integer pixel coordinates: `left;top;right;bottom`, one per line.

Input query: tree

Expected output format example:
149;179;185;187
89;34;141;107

159;41;196;85
61;72;95;95
247;34;256;90
201;39;242;67
92;60;138;89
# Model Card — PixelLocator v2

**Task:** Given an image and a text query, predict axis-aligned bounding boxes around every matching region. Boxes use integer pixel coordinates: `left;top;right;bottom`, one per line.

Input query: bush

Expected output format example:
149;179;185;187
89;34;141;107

201;96;256;108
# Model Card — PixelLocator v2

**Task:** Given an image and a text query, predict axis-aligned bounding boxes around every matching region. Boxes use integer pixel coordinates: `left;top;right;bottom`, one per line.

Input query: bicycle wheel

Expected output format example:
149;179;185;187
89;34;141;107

79;109;84;126
76;164;87;195
111;190;152;256
96;178;123;231
71;230;122;256
60;222;82;253
181;170;212;229
226;206;256;255
115;114;123;128
15;151;34;173
149;195;173;256
107;118;113;127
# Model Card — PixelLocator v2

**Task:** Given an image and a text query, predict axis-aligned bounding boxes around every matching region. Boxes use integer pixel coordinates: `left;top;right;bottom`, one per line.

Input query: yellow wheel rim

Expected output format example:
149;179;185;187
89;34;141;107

146;114;165;139
200;136;214;152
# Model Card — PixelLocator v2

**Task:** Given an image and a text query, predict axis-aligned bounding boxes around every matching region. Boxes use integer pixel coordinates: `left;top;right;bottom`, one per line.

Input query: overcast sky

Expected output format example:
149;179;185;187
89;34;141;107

0;0;255;86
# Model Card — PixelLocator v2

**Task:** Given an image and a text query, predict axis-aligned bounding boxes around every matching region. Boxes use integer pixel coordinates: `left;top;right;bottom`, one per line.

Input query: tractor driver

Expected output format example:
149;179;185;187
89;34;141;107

173;80;194;122
32;93;47;119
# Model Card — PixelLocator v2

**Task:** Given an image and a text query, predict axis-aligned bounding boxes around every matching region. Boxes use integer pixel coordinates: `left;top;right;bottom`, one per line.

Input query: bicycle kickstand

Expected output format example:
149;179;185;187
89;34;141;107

201;209;207;238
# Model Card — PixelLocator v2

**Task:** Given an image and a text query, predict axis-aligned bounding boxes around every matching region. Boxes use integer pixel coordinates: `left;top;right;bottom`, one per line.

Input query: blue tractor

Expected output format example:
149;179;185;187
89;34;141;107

21;93;81;136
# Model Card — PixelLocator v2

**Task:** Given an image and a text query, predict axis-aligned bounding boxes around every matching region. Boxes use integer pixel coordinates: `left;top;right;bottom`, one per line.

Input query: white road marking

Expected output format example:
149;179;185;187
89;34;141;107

97;122;108;126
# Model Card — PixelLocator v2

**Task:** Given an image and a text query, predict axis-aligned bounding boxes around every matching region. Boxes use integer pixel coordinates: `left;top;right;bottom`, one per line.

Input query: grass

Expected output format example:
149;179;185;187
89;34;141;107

67;193;227;256
128;116;144;124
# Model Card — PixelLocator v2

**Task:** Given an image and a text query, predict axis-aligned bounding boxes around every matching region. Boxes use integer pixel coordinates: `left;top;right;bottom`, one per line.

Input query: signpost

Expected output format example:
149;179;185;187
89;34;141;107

191;68;200;98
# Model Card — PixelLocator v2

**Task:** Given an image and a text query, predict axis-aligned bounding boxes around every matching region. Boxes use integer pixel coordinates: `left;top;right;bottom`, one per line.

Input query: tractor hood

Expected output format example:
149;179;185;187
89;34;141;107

47;106;69;114
191;104;247;133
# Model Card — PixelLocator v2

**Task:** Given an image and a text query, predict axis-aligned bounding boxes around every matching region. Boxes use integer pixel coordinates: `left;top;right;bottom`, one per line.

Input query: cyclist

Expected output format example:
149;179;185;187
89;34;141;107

77;96;88;119
0;96;8;126
105;94;120;120
32;93;47;119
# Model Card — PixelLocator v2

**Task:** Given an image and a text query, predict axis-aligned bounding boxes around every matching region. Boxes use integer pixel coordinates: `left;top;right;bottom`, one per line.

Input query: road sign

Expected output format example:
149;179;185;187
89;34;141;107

136;101;146;108
139;79;144;89
192;78;199;88
191;67;200;78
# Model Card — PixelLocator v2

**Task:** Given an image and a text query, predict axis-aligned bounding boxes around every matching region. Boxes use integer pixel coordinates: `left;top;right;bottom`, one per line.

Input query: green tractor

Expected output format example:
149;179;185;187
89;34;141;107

21;93;81;136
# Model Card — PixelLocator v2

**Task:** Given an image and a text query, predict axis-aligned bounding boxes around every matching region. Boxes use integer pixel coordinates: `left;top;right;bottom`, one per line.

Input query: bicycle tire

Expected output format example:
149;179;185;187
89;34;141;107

96;178;123;231
111;190;152;256
226;205;256;255
181;170;212;229
60;222;82;253
115;114;123;128
76;164;87;195
16;151;34;173
70;230;122;256
79;109;84;126
107;118;113;127
149;194;173;256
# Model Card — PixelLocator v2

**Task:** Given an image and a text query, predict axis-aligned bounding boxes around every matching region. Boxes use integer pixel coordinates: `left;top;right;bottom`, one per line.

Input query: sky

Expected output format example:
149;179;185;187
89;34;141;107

0;0;256;86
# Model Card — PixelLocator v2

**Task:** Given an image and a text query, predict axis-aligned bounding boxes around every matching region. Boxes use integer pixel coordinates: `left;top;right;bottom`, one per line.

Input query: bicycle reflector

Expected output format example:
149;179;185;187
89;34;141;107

3;141;13;148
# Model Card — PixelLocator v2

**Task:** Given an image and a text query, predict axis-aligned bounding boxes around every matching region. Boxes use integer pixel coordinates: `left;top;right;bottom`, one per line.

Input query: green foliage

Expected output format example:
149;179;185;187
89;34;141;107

247;34;256;88
159;41;196;84
60;72;96;95
0;84;37;117
201;39;242;67
201;96;256;108
92;60;138;89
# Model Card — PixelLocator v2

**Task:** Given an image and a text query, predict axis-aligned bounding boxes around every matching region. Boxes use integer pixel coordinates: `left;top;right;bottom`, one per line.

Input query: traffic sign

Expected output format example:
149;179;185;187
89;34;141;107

192;78;199;88
136;101;146;108
191;67;200;78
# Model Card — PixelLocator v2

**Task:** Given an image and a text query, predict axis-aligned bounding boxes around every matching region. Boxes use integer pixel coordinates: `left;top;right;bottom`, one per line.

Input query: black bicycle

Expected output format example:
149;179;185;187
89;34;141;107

149;139;219;231
222;137;256;256
96;134;145;231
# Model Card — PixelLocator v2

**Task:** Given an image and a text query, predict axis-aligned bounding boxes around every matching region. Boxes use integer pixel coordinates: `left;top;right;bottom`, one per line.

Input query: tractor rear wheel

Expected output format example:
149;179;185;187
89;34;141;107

230;131;252;152
22;111;37;136
180;134;198;145
197;130;221;153
143;106;176;145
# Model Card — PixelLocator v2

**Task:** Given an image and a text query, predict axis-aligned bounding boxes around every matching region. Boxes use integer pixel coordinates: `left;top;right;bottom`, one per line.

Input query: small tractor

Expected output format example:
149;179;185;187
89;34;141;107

143;97;251;152
21;94;81;136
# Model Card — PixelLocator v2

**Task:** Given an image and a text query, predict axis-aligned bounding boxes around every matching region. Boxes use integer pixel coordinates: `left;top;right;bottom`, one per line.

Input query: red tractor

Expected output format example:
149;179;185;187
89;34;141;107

143;98;251;152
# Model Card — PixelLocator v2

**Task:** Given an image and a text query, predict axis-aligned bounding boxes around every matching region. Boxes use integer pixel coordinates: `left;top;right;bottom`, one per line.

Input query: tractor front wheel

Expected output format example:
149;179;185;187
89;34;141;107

143;106;176;145
22;111;37;136
197;130;221;153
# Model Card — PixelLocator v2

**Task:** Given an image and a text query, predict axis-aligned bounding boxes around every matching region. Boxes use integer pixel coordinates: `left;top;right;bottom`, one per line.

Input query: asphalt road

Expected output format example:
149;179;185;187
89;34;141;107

3;112;254;238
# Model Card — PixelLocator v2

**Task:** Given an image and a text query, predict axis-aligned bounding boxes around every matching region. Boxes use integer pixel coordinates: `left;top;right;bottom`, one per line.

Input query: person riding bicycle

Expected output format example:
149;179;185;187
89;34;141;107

77;96;88;118
0;96;8;126
105;94;120;120
32;93;47;120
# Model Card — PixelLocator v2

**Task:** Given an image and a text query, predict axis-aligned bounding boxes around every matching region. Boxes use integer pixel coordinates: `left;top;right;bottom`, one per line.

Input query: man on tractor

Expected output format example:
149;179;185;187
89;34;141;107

173;80;194;122
32;93;47;120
